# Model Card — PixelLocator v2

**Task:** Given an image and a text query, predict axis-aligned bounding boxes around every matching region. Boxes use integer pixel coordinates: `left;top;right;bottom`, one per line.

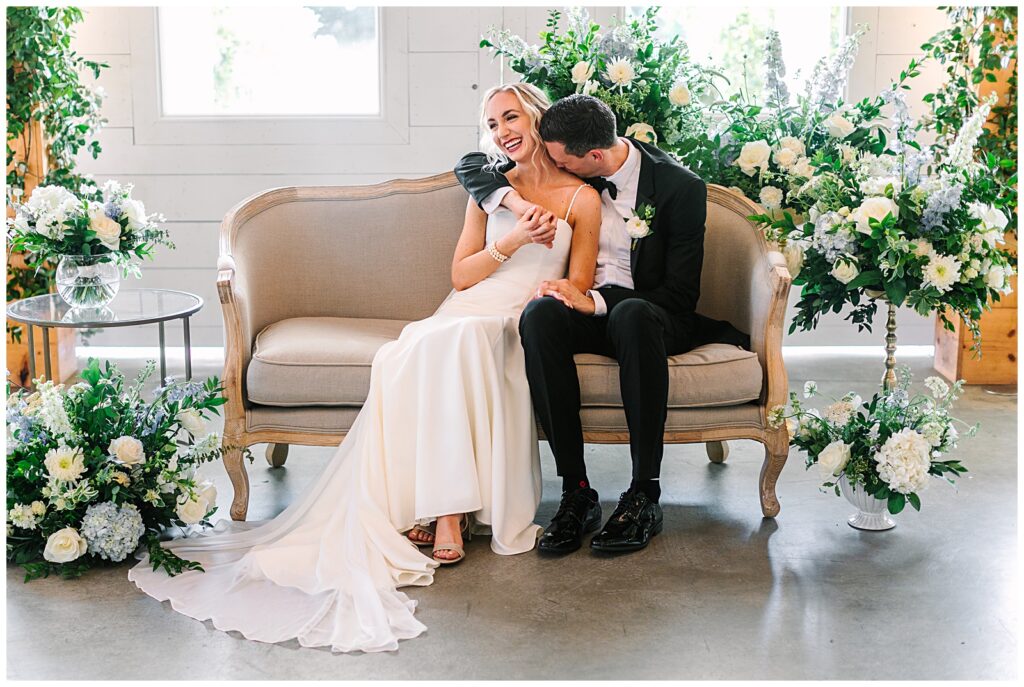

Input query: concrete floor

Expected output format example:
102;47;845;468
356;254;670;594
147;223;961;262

6;349;1018;680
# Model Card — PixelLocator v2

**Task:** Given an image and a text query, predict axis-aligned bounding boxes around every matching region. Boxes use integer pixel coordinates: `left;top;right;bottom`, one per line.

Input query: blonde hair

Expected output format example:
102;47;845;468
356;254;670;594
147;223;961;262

478;82;551;172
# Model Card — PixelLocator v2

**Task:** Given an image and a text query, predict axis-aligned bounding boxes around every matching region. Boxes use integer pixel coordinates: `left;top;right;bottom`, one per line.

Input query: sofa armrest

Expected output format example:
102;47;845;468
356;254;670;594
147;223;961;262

748;247;792;412
217;254;251;425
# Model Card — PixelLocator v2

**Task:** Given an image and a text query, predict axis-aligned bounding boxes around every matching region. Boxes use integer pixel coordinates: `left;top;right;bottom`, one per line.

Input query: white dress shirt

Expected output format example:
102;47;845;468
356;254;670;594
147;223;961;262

480;138;643;317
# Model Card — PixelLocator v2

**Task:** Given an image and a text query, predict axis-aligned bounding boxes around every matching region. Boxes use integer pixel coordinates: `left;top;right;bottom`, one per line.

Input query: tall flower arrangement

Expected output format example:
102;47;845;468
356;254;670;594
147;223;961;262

6;359;237;581
751;83;1015;344
481;7;716;150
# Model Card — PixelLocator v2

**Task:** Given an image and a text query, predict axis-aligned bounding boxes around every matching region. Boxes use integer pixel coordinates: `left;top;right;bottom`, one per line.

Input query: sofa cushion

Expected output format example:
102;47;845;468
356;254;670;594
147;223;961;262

247;319;762;409
576;344;762;409
247;317;410;407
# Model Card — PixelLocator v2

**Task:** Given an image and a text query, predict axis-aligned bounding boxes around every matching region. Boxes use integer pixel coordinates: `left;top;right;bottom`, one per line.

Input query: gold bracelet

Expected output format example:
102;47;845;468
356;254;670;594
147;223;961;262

487;242;510;263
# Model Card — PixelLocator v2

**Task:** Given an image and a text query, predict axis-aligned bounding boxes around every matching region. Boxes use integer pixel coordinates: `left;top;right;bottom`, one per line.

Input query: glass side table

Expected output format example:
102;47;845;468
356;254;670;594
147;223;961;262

7;289;203;387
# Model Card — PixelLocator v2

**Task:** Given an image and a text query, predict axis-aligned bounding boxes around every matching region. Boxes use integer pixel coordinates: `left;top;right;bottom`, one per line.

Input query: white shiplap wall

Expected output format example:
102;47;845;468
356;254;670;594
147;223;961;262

71;6;947;349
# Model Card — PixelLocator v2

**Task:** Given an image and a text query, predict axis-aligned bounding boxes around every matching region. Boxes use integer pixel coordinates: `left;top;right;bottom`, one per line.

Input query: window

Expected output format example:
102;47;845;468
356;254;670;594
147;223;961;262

157;6;379;117
631;6;846;101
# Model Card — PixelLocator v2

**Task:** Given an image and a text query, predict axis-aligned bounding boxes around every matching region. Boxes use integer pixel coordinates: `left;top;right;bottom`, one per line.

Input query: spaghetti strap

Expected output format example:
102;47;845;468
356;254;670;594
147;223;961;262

563;184;588;222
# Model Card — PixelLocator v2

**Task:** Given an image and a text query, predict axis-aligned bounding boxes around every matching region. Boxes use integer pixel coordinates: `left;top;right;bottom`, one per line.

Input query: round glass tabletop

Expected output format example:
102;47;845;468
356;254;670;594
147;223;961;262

6;289;203;328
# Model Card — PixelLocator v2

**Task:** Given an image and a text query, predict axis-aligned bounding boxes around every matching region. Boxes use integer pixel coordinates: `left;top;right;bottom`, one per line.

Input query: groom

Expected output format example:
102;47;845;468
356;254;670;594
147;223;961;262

455;95;747;554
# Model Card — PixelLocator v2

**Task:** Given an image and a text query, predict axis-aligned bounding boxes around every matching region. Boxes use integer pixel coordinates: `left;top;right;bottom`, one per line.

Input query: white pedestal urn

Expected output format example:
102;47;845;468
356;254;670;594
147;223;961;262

838;475;896;531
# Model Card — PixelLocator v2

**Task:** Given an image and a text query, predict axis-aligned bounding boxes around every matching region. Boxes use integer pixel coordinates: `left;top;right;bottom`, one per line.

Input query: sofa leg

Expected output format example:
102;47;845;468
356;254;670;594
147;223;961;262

706;441;729;463
265;443;289;468
759;431;789;518
223;442;250;521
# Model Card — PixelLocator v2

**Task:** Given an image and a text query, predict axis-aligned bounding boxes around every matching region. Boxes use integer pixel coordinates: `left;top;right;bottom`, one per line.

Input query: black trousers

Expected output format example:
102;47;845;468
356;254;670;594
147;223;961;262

518;296;692;483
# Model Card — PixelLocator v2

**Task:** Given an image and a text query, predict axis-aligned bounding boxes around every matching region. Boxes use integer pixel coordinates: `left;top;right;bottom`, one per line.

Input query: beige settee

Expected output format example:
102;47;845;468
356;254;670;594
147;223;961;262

216;172;792;521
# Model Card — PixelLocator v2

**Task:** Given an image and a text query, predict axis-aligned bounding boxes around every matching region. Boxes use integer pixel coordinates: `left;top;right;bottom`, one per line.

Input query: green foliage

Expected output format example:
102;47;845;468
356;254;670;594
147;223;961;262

481;7;717;153
920;6;1017;232
6;6;108;330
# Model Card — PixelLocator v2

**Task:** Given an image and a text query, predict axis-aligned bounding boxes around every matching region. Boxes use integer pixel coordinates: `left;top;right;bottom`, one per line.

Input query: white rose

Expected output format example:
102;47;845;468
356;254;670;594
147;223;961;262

198;481;218;510
782;241;804;278
985;265;1006;290
571;61;595;85
668;81;691;106
624;216;652;239
735;140;771;177
826;111;856;138
89;207;121;250
963;266;980;280
838;143;857;164
177;408;205;435
912;238;934;257
108;435;146;466
43;527;88;563
831;259;859;285
772;147;797;170
851;197;899;235
817;440;852;477
582;80;600;96
778;136;806;156
970;202;1008;232
604;58;636;87
759;185;784;210
175;495;209;525
120;198;147;230
31;501;46;516
790;157;816;179
624;122;657;144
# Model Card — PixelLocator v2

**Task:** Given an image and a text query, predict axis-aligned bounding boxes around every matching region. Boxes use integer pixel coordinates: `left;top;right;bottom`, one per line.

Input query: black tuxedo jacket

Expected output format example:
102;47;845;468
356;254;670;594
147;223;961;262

454;138;749;349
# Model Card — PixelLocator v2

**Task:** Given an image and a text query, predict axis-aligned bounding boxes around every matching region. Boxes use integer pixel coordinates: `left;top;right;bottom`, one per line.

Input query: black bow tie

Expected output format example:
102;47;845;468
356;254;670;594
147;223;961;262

590;177;618;200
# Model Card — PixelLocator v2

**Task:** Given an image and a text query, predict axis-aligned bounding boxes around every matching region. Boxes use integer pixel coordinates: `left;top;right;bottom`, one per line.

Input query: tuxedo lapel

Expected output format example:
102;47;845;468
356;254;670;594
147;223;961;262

630;144;658;279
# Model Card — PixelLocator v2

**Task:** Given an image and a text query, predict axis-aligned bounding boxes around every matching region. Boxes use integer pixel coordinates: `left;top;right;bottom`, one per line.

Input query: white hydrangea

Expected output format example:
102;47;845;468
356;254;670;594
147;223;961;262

875;428;932;494
80;501;146;562
8;504;38;530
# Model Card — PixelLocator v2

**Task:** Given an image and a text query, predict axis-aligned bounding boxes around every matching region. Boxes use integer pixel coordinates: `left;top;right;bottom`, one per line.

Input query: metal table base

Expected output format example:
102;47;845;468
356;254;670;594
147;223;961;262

23;316;196;386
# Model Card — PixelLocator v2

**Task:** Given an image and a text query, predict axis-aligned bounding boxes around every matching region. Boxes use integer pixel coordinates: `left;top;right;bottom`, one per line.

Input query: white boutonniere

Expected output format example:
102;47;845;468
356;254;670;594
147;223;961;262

625;203;655;250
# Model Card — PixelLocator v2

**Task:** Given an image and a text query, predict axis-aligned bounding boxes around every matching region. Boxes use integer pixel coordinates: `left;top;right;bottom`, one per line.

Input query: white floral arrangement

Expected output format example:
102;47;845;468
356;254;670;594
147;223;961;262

768;369;973;515
6;359;240;581
7;180;172;276
481;7;716;151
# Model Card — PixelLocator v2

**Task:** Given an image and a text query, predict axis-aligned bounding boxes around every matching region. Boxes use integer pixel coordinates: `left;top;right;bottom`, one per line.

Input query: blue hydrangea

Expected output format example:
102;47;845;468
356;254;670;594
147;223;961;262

80;501;146;562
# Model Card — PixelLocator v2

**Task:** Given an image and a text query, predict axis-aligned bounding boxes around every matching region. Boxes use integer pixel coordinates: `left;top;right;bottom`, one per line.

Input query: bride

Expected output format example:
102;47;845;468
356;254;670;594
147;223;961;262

129;82;601;653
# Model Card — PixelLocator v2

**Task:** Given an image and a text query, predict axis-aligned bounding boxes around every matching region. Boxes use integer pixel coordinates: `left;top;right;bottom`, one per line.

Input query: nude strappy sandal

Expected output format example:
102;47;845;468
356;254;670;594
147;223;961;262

432;514;472;565
407;522;436;547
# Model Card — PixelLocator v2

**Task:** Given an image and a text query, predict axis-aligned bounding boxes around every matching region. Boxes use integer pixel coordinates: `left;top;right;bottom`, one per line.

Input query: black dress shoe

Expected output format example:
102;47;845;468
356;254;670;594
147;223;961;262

590;490;663;553
538;488;602;554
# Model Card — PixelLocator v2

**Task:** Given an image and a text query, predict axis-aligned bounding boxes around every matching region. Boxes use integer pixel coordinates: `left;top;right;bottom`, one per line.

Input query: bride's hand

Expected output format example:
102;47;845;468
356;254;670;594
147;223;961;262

505;205;547;250
519;206;557;249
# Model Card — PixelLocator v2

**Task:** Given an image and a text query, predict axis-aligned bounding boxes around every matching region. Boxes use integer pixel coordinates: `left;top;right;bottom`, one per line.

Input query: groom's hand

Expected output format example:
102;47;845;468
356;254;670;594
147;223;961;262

535;279;596;315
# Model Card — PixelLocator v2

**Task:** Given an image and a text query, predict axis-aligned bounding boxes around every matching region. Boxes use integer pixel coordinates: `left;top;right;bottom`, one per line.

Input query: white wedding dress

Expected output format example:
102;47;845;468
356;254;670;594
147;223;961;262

128;188;584;653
